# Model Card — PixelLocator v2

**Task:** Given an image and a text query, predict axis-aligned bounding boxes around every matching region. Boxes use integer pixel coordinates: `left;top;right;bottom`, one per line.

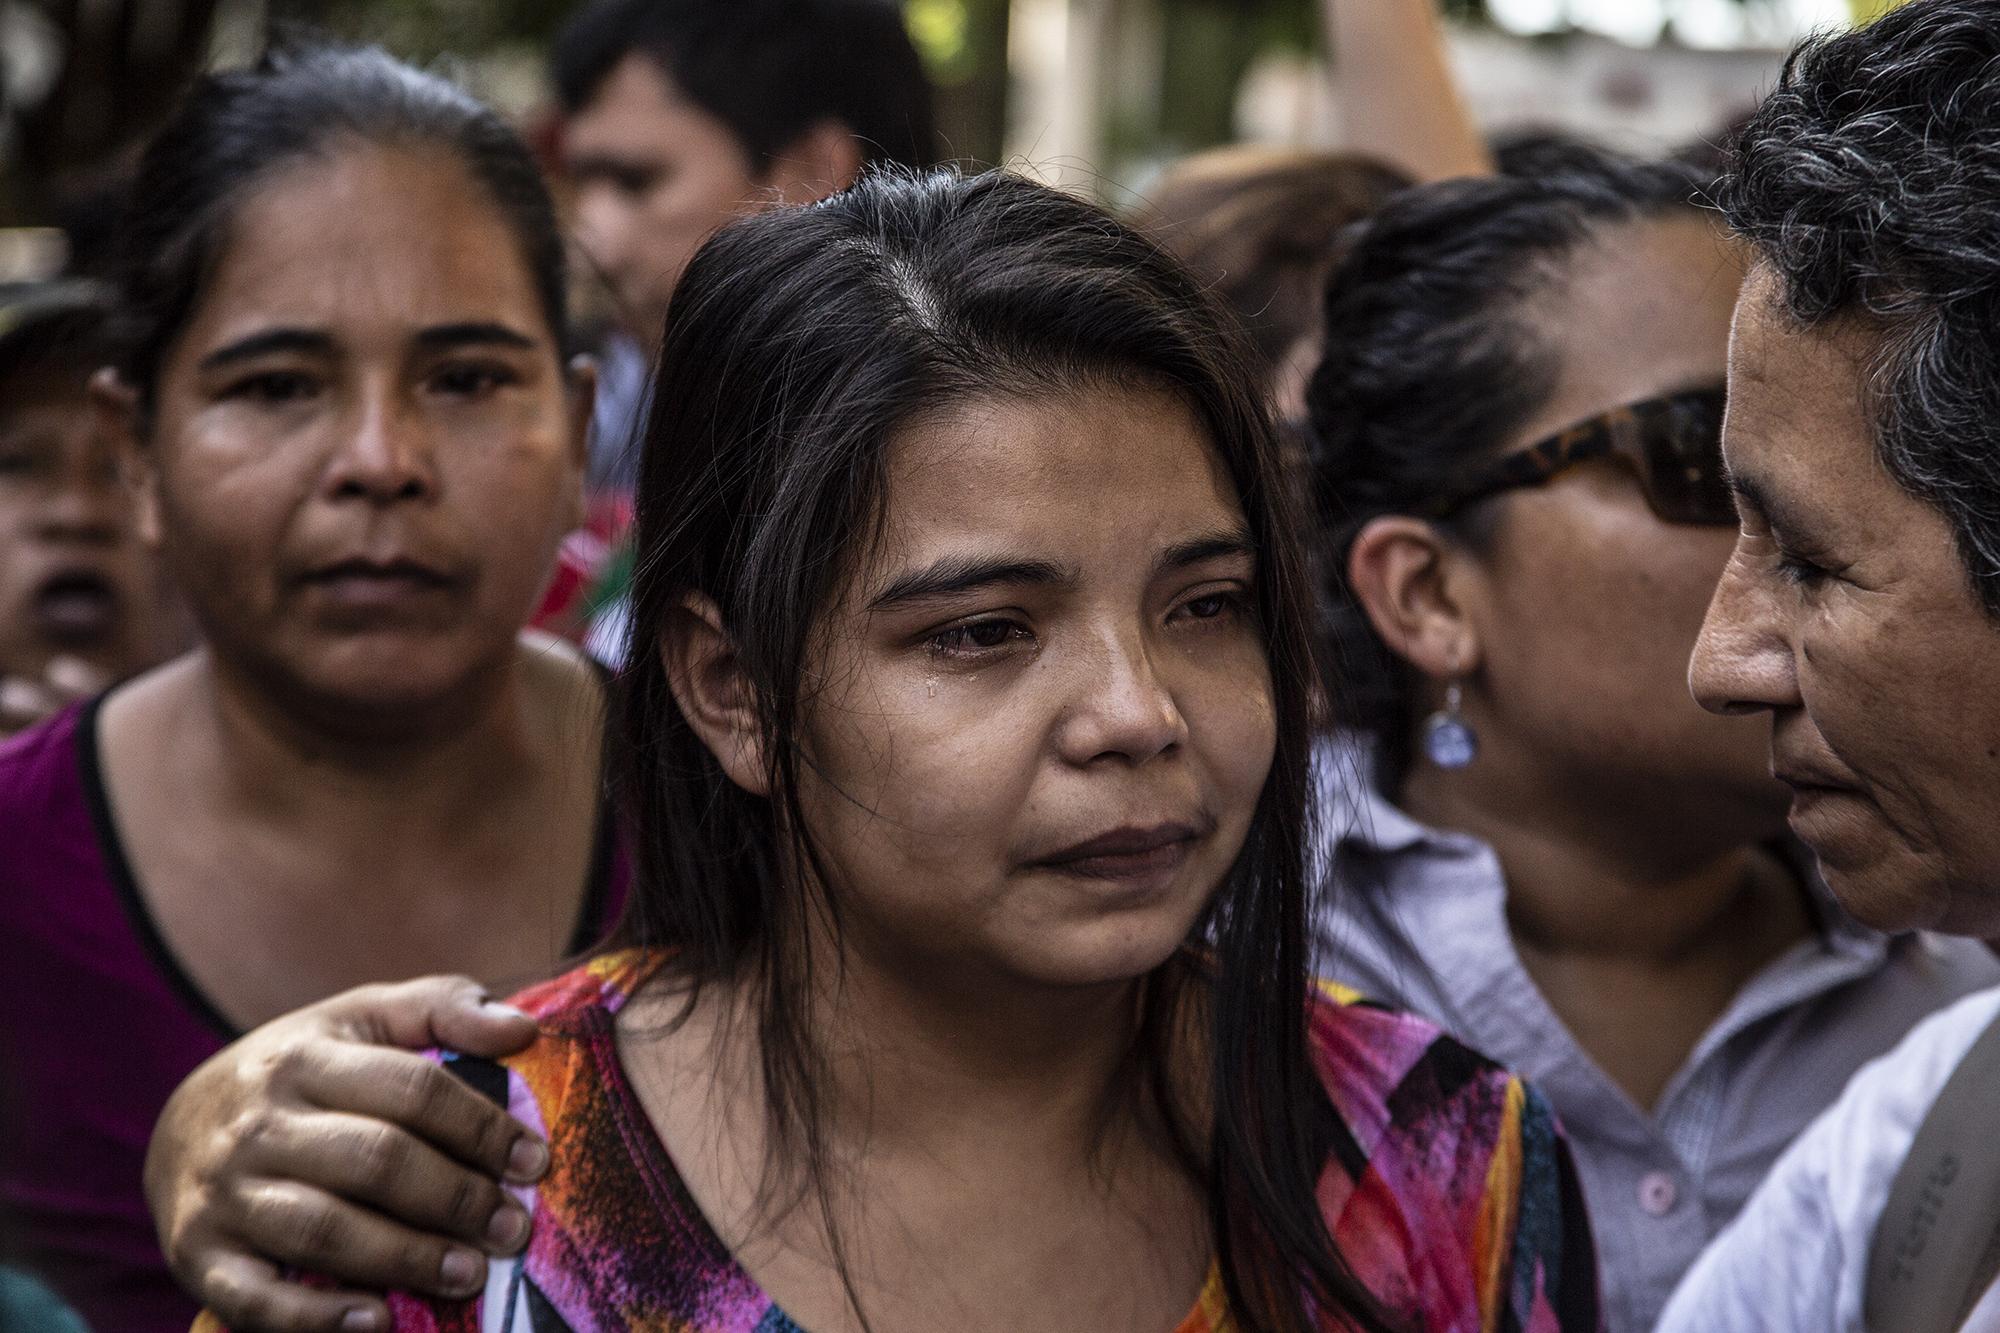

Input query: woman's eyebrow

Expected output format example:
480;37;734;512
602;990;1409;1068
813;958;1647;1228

1731;471;1820;549
1157;529;1256;573
197;328;333;371
415;322;539;352
868;555;1076;611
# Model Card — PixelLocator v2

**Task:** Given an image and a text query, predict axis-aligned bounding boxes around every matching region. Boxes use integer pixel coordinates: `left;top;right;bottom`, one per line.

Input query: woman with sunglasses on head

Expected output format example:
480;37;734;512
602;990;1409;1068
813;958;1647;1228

1303;145;2000;1333
0;45;629;1332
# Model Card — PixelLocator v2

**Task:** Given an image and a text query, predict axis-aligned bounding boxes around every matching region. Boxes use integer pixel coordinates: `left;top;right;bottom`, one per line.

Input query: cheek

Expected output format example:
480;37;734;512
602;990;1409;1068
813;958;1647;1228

1798;597;1930;768
1806;593;2000;821
799;669;1043;880
451;427;577;577
153;451;298;599
1184;654;1276;817
1491;532;1715;712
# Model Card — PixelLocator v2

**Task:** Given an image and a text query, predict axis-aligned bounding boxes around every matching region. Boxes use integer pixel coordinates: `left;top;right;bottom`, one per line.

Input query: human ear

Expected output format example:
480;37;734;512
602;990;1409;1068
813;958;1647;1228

561;354;598;529
760;120;865;204
89;368;159;548
1345;515;1485;682
660;593;769;797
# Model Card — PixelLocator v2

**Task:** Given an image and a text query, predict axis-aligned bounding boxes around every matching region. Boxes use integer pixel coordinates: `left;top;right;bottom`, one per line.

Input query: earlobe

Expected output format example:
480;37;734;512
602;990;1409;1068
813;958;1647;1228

660;594;770;797
1345;515;1482;682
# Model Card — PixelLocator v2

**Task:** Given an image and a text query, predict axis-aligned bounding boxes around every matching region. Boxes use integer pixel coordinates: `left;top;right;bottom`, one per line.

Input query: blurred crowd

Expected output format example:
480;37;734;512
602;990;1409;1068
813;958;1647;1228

6;1;2000;1331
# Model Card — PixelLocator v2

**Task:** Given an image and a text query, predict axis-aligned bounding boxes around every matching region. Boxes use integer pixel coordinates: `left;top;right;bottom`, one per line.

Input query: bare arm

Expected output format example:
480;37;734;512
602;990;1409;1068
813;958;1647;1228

146;977;544;1332
1321;0;1494;181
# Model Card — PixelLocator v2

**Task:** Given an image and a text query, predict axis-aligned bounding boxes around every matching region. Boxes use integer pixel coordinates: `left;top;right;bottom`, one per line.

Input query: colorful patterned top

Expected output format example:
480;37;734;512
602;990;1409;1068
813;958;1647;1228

205;950;1599;1333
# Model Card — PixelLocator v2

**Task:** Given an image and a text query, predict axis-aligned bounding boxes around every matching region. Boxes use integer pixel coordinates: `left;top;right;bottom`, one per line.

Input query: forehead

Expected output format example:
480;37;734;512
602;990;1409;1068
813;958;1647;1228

870;385;1246;573
562;53;744;163
1514;213;1744;443
1725;271;1879;488
184;142;548;349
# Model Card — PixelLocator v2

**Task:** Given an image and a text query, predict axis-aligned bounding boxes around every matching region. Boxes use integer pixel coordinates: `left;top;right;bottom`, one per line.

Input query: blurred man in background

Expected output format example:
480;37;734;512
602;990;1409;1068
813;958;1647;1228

550;0;936;495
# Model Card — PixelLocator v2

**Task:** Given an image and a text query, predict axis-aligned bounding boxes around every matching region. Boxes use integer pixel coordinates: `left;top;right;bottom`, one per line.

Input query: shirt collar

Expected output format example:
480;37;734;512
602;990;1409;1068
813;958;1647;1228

1315;732;1895;966
1314;734;1479;859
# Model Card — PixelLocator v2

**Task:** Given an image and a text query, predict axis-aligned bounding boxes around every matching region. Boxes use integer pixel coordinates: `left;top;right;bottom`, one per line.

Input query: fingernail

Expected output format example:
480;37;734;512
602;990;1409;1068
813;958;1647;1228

342;1310;385;1333
440;1247;483;1293
479;998;531;1021
486;1201;530;1251
506;1137;549;1181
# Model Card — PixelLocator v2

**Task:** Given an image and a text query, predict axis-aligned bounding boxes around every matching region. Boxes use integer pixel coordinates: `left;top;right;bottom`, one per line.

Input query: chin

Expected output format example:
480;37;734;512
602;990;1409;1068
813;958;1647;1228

1011;910;1200;991
1814;852;1953;937
288;648;500;726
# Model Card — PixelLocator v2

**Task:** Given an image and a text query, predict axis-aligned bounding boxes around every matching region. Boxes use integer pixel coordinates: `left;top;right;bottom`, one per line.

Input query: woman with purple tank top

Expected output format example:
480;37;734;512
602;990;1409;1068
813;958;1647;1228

0;48;628;1332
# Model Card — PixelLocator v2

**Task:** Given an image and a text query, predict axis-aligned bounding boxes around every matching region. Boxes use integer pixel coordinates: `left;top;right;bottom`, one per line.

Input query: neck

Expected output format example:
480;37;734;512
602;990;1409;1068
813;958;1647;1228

1401;759;1802;964
806;940;1165;1164
181;640;550;823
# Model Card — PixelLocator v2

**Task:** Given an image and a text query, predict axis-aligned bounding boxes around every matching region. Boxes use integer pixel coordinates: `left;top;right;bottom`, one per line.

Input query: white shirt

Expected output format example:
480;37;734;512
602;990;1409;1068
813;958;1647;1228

1658;984;2000;1331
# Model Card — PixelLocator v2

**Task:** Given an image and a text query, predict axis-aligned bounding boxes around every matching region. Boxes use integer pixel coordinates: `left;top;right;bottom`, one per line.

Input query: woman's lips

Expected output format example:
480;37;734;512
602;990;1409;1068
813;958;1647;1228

298;558;460;613
1030;821;1205;883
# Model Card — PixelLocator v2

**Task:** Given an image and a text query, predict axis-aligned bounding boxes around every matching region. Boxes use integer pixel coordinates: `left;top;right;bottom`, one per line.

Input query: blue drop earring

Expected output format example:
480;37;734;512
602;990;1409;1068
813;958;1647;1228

1422;681;1478;769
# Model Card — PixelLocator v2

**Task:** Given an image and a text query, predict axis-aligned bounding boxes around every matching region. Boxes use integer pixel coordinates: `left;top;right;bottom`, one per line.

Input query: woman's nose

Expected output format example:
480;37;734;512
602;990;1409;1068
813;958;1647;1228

1689;554;1800;716
1056;628;1188;766
325;398;436;503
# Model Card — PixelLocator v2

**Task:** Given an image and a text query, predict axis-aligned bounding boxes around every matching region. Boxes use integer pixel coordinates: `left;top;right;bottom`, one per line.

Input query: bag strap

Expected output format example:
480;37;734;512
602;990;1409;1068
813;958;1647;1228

1866;1005;2000;1332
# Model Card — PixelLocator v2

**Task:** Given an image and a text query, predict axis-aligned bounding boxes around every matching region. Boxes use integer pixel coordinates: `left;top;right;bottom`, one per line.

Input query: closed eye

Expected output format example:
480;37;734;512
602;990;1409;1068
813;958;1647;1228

1775;552;1832;587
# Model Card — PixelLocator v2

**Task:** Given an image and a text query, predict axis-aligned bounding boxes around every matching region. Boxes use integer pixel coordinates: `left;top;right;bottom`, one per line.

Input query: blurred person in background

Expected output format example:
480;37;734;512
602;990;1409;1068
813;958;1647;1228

1135;146;1409;418
549;0;936;497
1661;2;2000;1326
526;0;937;661
0;280;180;736
1304;144;2000;1332
0;44;629;1332
1319;0;1490;182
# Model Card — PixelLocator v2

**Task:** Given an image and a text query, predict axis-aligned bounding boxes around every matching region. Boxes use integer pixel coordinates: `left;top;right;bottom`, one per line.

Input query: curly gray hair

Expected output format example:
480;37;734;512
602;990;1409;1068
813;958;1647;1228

1718;0;2000;610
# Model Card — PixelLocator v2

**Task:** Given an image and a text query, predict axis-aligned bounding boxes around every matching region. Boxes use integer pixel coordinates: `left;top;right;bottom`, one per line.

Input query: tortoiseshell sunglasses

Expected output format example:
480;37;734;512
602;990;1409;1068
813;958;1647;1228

1422;386;1734;526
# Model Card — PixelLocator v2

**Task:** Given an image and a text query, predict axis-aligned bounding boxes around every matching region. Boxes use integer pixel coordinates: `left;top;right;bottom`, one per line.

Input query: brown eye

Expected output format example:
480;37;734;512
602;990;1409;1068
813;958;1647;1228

431;363;518;398
229;371;319;405
1172;589;1247;625
928;617;1031;658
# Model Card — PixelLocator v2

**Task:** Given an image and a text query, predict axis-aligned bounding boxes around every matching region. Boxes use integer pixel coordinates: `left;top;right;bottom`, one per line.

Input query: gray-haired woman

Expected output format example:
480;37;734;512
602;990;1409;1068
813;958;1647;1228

1666;0;2000;1327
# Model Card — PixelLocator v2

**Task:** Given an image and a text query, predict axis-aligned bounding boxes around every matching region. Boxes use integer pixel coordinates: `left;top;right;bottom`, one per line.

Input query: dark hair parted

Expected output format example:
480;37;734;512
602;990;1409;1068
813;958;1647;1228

114;42;569;411
1304;145;1708;786
1718;0;2000;612
551;0;936;171
616;166;1390;1333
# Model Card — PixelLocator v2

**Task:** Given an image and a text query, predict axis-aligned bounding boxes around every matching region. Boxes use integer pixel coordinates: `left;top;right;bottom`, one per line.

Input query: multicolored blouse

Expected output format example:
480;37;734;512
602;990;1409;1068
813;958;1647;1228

207;950;1599;1333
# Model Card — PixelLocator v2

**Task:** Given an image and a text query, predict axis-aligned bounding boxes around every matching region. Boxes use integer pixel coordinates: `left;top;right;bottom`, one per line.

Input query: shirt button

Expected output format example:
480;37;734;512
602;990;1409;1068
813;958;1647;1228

1638;1171;1679;1217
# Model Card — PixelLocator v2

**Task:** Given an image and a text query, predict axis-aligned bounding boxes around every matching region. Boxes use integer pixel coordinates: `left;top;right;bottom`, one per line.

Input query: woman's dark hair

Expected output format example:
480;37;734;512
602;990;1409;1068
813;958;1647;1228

551;0;936;171
1718;0;2000;614
1136;146;1410;383
1304;145;1709;788
114;42;569;411
616;166;1390;1332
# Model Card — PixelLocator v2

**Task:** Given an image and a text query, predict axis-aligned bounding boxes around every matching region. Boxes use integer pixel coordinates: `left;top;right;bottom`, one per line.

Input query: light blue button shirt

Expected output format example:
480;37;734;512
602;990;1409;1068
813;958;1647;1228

1310;742;2000;1333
